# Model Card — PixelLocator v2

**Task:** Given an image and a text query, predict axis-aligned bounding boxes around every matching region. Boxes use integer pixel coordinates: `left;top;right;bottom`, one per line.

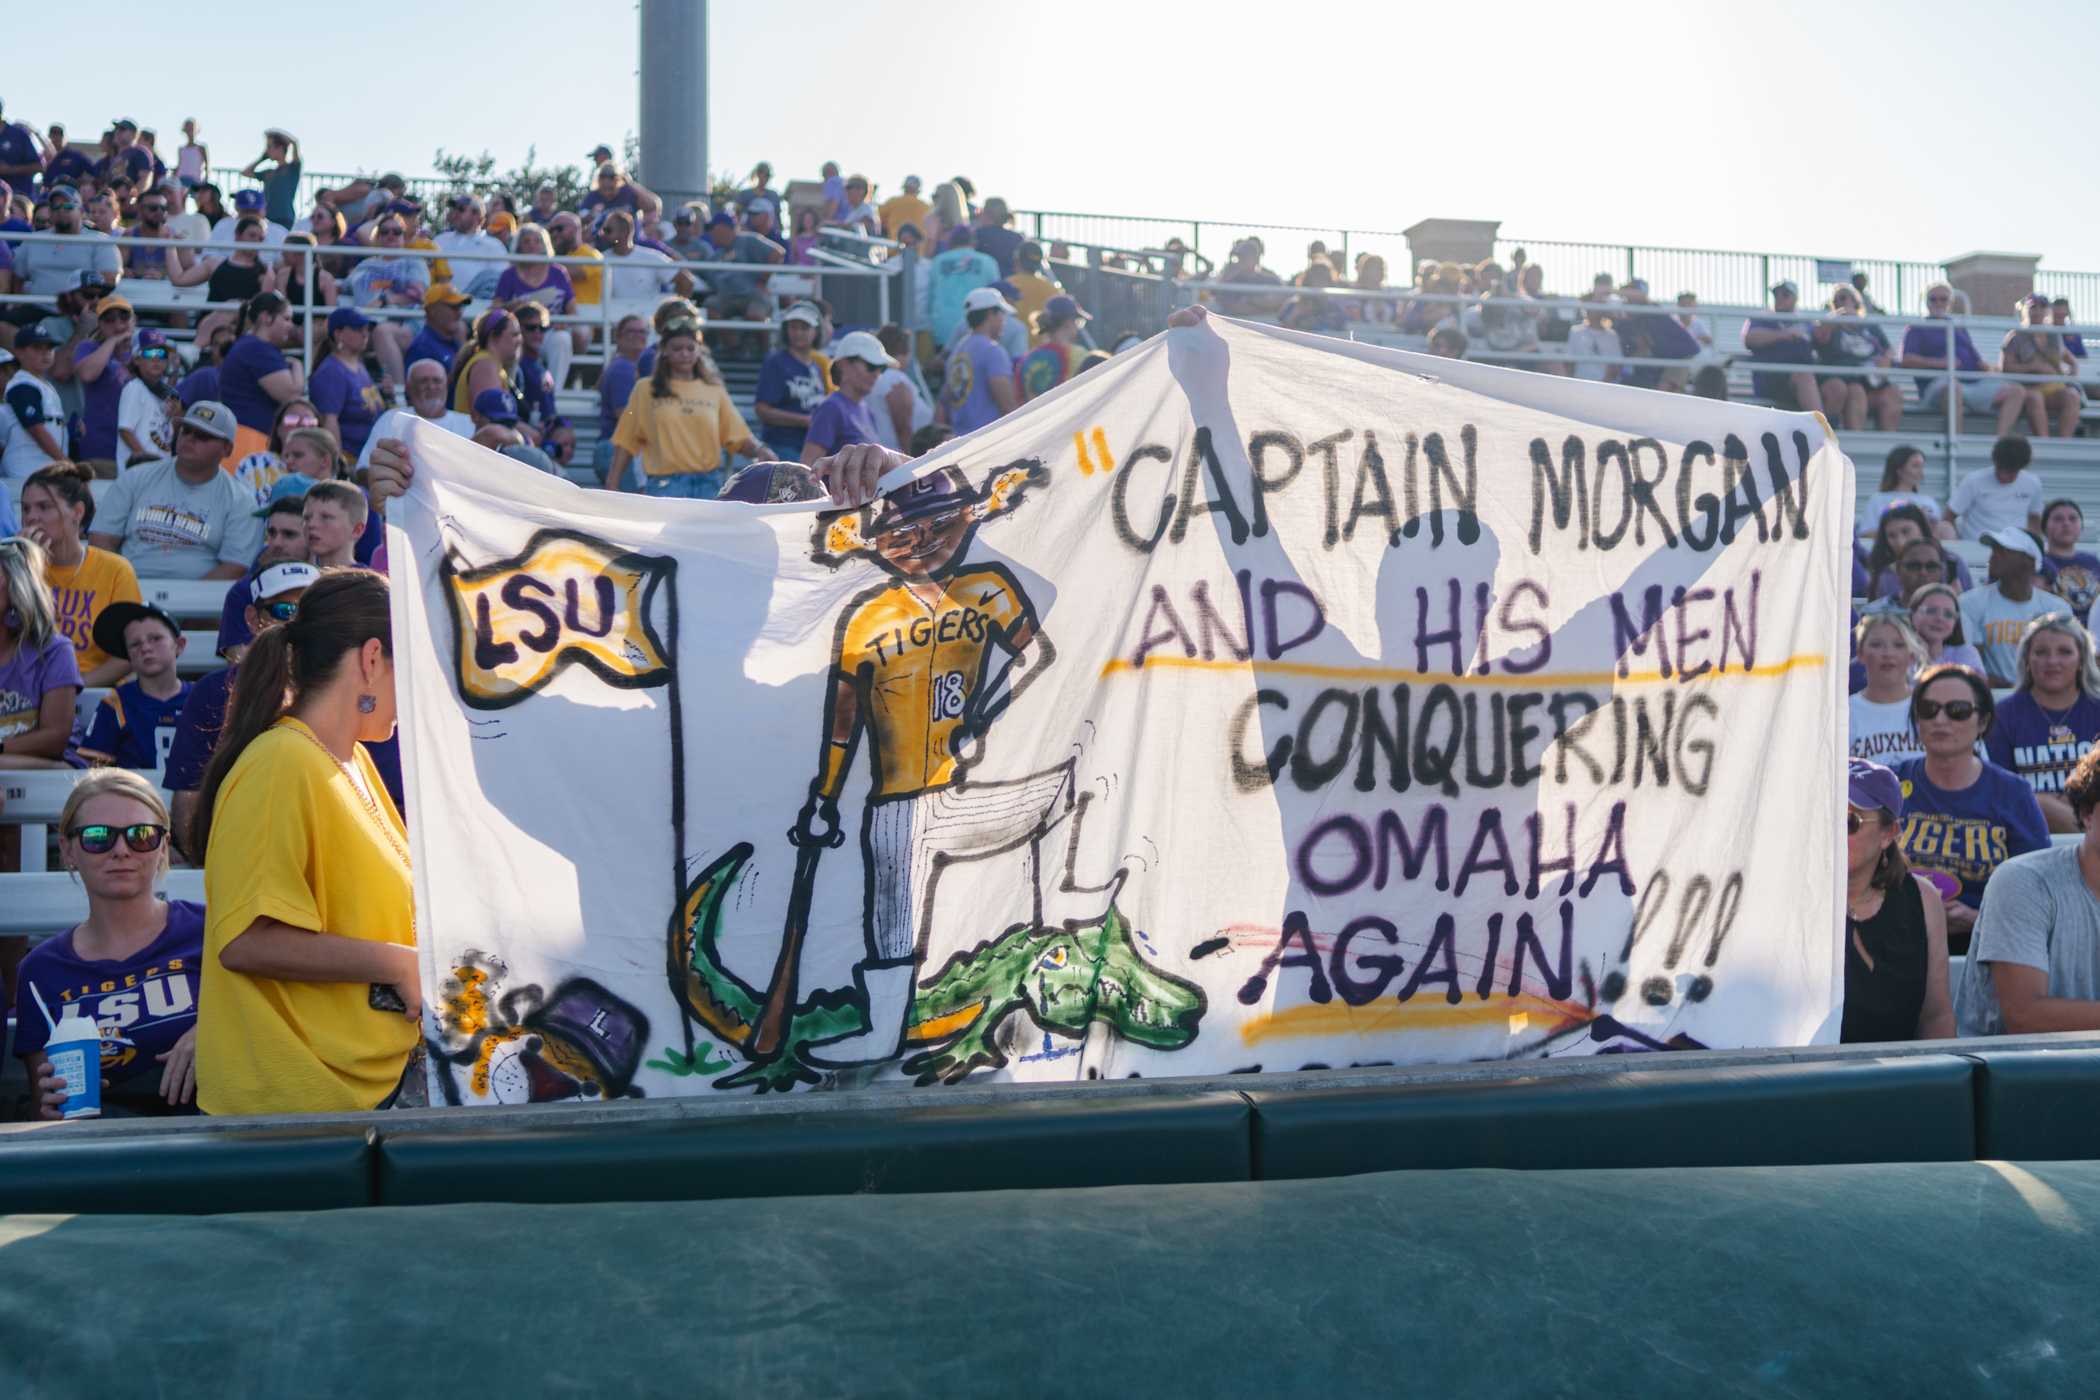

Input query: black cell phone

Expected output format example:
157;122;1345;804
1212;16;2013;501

369;983;407;1014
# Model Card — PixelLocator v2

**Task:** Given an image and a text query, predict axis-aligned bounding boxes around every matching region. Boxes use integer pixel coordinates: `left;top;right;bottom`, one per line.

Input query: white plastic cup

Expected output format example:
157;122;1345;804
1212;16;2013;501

44;1003;102;1121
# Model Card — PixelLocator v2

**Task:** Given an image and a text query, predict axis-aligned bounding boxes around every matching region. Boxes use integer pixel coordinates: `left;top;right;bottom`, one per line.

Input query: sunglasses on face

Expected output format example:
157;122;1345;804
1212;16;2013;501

377;227;404;238
1899;559;1943;573
48;200;77;211
261;598;300;623
281;415;320;429
1915;699;1978;722
139;348;169;360
1846;811;1866;835
69;822;167;855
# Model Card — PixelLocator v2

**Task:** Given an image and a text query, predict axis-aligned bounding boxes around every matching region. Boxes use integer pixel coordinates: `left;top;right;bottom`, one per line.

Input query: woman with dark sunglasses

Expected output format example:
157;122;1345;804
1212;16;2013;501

1893;663;2049;954
1843;759;1955;1042
14;768;202;1118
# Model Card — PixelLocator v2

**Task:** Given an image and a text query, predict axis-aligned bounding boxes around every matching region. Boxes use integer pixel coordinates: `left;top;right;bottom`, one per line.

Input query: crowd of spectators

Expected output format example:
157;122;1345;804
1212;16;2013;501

1203;241;2094;432
8;106;2100;1120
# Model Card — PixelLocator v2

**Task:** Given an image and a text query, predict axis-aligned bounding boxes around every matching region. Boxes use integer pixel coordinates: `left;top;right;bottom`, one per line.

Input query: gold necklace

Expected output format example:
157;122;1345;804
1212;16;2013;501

283;718;414;873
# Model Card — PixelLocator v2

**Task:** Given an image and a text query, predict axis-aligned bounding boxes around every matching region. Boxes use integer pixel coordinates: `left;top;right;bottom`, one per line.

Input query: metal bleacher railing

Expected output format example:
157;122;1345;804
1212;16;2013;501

1005;207;2100;323
0;227;912;474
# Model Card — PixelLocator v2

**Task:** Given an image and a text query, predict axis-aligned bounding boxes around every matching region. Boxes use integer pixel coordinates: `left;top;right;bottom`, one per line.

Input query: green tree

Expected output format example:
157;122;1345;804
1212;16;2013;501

431;146;590;215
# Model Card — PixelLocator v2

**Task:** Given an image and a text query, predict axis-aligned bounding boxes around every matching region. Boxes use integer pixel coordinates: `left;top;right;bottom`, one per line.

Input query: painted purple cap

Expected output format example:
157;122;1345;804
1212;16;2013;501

1848;757;1903;819
718;462;824;505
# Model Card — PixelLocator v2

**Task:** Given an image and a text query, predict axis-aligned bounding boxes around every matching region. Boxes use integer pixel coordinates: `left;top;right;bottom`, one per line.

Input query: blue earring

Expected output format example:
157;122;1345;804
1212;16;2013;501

357;694;377;714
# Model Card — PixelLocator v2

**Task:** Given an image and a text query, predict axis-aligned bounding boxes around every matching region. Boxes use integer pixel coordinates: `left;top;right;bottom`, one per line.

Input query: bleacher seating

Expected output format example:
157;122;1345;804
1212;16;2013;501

1;869;204;936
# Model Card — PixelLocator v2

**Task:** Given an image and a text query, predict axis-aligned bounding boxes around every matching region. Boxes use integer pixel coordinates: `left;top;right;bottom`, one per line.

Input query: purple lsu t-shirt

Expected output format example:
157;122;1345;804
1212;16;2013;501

945;333;1014;436
309;356;382;454
218;334;292;433
0;634;83;746
1894;757;2050;908
72;336;132;459
805;390;878;458
11;900;204;1114
1984;692;2100;798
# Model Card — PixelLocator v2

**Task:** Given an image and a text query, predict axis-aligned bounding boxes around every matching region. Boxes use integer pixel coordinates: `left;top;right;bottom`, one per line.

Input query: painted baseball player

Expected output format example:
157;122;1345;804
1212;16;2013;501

792;461;1067;1066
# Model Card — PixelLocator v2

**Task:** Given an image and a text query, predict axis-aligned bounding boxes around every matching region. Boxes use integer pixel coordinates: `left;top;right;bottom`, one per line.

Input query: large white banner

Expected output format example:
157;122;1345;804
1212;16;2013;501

390;315;1851;1104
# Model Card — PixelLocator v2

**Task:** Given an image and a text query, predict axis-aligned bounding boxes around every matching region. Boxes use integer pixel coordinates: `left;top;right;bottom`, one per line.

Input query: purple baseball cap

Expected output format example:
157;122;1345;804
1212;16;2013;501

871;467;972;530
1848;758;1903;819
719;462;825;505
472;387;519;424
233;189;265;211
327;305;372;332
135;328;169;350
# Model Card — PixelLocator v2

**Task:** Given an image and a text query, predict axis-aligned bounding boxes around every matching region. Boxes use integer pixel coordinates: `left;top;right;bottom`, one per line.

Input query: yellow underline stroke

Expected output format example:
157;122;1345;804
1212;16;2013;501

1240;994;1584;1046
1099;651;1828;688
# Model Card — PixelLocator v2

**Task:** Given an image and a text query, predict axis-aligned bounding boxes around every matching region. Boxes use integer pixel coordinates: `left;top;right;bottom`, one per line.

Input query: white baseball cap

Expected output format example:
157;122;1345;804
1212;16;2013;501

832;330;896;368
256;561;320;599
1979;528;2043;564
962;287;1015;315
782;301;822;328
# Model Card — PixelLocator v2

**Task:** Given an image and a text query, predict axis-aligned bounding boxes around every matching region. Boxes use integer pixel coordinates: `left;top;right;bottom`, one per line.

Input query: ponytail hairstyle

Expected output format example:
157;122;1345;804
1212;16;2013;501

238;289;289;338
650;317;719;397
22;461;98;535
190;569;392;859
0;536;58;652
446;308;516;405
1867;809;1910;892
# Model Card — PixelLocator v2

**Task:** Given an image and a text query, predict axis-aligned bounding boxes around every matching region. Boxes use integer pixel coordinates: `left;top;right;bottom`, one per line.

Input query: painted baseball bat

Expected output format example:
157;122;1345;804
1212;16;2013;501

750;838;827;1060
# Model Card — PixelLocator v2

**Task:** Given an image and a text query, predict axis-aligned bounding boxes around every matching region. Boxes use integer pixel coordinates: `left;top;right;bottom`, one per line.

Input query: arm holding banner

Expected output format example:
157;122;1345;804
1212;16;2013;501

363;437;898;510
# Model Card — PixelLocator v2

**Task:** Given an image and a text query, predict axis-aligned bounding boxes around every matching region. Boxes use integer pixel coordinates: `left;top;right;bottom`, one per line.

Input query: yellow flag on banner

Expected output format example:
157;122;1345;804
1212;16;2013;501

441;529;674;708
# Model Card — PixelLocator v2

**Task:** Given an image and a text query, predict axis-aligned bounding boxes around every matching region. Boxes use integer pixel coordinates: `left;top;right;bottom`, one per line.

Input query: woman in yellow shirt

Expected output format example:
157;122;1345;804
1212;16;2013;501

18;463;141;686
607;316;759;500
192;568;421;1115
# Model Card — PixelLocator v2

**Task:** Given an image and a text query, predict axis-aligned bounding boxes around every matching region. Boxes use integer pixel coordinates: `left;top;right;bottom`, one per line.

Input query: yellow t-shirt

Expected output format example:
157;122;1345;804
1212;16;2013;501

44;547;142;676
406;236;451;285
567;246;605;305
835;569;1029;798
878;194;931;240
611;378;754;476
1007;271;1061;344
198;717;418;1115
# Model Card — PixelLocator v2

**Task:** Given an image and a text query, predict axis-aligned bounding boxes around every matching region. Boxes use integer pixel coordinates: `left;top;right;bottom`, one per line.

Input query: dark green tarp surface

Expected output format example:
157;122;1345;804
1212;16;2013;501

1;1157;2092;1397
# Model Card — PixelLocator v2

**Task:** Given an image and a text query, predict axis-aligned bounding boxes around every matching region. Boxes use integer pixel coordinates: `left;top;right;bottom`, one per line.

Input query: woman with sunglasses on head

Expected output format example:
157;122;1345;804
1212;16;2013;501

232;396;324;505
1906;581;1984;674
1843;759;1955;1043
191;569;420;1114
1894;664;2049;954
14;769;202;1119
1984;614;2100;834
1849;611;1926;764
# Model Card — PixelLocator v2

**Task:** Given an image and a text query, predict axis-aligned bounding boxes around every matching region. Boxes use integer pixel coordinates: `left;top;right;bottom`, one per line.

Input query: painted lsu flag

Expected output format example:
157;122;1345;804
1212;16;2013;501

385;312;1853;1105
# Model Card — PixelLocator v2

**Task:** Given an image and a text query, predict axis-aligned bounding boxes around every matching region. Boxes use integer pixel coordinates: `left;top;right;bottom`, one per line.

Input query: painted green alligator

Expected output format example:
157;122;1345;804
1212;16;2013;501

669;842;1207;1093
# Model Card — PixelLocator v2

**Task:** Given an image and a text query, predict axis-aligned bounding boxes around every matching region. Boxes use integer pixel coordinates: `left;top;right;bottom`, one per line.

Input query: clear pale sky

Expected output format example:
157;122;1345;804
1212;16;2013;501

9;0;2097;270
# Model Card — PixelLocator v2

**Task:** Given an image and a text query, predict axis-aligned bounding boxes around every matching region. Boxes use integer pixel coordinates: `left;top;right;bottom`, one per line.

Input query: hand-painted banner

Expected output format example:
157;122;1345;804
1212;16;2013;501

388;314;1852;1105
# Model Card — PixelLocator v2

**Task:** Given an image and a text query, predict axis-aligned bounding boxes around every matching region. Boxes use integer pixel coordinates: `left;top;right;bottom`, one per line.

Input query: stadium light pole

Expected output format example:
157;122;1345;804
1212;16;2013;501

637;0;709;212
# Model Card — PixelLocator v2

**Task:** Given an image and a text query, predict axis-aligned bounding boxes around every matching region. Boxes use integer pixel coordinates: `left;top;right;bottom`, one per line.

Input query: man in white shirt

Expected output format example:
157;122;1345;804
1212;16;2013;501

434;194;510;298
597;210;689;304
356;358;472;474
1958;528;2062;687
161;181;212;244
0;327;66;477
1948;435;2045;542
209;189;288;266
